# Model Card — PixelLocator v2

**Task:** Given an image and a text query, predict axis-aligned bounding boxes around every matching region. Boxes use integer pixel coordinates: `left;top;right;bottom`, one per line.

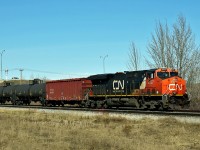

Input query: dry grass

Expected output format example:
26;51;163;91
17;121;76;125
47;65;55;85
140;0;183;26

190;101;200;110
0;109;200;150
188;83;200;110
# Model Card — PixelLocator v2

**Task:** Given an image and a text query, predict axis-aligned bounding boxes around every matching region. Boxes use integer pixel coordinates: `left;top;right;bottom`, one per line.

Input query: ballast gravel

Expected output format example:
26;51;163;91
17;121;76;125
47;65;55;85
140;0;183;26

0;107;200;124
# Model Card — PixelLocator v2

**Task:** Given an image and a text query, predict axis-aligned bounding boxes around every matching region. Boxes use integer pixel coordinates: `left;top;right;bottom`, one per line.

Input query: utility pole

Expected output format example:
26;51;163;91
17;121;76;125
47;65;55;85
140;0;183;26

5;69;8;80
100;55;108;73
0;50;5;80
19;69;24;84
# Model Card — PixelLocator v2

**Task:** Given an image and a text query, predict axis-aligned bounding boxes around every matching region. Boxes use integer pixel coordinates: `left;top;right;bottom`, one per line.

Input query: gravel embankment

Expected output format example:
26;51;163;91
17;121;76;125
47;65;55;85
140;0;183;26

0;106;200;124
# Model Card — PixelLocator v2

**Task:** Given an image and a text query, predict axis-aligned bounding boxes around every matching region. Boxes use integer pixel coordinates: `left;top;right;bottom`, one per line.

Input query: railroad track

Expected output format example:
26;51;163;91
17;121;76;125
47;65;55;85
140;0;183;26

0;104;200;117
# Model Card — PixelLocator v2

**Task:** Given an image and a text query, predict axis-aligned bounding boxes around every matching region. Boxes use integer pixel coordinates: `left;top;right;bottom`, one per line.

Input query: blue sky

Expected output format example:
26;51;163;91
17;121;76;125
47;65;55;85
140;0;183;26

0;0;199;80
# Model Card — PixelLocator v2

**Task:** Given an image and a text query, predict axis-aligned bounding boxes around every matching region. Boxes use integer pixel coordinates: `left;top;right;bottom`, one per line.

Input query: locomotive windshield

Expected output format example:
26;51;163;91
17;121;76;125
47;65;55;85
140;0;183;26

157;72;169;79
157;72;178;79
170;72;178;77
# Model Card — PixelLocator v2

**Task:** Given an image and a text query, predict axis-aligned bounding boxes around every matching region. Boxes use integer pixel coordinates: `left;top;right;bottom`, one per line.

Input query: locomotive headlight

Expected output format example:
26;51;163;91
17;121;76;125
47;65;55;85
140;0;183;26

156;91;159;94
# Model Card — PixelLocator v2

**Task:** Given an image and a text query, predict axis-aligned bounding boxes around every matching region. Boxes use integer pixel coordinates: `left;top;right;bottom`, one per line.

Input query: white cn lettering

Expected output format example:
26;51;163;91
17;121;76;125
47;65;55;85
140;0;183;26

168;84;182;91
113;80;124;90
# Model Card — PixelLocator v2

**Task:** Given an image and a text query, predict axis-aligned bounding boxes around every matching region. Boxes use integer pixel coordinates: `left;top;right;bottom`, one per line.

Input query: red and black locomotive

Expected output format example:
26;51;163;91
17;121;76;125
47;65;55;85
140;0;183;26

86;68;189;110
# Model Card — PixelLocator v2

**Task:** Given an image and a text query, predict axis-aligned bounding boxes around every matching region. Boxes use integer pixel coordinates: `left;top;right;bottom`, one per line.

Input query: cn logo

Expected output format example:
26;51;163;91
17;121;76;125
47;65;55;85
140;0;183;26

113;80;124;90
168;84;182;91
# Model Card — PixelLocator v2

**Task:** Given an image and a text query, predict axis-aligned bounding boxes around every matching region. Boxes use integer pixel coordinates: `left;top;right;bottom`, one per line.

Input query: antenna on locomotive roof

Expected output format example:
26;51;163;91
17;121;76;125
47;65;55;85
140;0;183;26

100;55;108;73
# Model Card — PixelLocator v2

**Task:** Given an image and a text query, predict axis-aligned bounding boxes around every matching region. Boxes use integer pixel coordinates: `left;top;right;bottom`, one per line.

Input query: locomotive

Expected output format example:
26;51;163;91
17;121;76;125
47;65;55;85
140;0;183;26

85;68;190;110
0;68;190;110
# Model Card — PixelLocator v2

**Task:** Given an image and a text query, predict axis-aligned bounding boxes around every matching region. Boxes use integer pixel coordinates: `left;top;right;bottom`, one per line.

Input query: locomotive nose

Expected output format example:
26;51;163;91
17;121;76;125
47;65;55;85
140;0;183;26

162;77;186;96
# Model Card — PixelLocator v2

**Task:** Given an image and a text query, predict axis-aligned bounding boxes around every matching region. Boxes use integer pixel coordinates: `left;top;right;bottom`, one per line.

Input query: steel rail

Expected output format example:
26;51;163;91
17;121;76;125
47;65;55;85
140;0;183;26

0;104;200;117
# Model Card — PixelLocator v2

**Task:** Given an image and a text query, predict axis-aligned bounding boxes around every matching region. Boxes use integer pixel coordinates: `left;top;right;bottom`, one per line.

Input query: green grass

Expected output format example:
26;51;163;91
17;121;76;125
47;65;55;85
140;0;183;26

0;109;200;150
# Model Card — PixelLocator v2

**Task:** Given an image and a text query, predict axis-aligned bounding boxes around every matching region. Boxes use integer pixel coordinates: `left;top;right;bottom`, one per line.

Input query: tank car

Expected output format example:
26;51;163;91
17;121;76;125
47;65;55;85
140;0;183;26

86;68;190;110
0;79;45;105
30;82;46;104
0;86;5;104
3;85;18;104
14;84;32;105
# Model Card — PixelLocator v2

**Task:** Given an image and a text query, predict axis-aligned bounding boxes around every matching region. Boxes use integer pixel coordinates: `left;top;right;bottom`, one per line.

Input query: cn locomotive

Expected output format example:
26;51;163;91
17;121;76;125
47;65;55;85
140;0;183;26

0;68;190;110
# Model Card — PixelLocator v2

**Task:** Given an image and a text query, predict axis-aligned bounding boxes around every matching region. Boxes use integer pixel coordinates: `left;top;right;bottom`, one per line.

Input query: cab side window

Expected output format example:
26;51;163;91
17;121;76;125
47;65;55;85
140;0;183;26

147;72;154;79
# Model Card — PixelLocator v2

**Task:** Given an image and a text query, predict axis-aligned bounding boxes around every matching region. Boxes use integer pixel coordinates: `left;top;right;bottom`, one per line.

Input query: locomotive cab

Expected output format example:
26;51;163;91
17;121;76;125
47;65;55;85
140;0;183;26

155;68;189;109
154;68;187;96
145;68;186;95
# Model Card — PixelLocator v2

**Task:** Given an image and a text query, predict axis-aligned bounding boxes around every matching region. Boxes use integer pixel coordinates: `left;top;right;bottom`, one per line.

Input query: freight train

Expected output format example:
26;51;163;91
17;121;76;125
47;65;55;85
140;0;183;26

0;68;190;110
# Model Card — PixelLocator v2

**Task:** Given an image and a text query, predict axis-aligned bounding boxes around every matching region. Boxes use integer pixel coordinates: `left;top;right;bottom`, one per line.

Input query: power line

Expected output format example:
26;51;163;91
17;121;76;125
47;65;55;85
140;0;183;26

3;68;91;77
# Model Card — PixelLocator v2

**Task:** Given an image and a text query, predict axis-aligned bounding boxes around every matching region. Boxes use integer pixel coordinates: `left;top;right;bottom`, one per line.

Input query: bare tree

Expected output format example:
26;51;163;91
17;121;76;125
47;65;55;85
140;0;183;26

146;15;200;79
127;42;140;71
172;16;200;79
146;21;174;69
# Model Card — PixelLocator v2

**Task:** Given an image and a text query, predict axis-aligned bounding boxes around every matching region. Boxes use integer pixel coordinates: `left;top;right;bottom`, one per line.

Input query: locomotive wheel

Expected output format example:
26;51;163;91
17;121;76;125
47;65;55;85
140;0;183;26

79;101;85;108
16;101;21;105
11;100;16;105
90;101;96;108
84;100;91;108
103;103;108;109
182;103;190;109
96;101;103;109
158;103;168;111
169;103;182;110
